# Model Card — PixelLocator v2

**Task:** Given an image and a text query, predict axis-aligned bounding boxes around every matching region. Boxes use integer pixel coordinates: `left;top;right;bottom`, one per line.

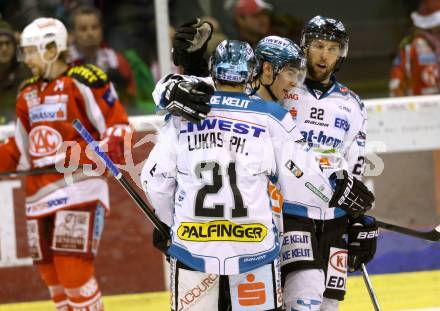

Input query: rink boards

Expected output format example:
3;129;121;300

1;96;440;305
1;270;439;310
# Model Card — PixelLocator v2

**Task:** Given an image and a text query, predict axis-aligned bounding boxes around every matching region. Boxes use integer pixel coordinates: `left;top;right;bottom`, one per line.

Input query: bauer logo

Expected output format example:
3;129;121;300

29;126;63;156
357;230;379;240
177;220;267;242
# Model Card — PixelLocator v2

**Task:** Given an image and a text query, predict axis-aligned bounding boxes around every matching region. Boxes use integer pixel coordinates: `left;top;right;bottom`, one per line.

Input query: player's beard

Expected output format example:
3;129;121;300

307;60;336;83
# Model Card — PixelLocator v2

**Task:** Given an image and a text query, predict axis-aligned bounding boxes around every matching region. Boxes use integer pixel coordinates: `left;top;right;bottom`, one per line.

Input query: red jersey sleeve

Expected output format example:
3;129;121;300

0;137;21;172
67;64;130;139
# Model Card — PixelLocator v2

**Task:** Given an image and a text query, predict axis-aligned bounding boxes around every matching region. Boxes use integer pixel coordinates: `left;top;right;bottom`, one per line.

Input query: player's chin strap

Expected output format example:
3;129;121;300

262;83;278;102
259;74;279;102
42;51;60;79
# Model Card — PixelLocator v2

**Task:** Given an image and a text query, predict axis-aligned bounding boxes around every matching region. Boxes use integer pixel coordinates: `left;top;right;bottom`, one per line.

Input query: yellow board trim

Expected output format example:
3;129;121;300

1;270;439;311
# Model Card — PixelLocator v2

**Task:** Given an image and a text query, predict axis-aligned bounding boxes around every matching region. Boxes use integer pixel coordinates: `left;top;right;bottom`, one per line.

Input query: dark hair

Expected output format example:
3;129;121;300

68;5;103;30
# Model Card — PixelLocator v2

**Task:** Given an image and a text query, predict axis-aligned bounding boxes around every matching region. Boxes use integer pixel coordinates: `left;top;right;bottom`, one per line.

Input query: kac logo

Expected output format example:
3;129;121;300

29;126;62;156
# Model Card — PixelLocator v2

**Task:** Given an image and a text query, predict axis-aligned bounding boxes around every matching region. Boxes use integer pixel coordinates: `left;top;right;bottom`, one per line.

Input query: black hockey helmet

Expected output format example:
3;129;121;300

300;15;349;71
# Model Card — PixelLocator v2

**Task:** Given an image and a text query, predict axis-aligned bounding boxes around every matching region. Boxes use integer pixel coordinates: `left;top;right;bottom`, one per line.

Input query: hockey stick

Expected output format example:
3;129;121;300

0;166;82;178
72;119;170;239
376;220;440;242
0;167;58;177
361;263;381;311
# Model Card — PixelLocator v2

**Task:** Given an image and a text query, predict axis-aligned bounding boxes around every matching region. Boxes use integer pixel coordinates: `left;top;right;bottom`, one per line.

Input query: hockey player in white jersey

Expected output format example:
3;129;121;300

277;16;379;311
142;39;374;311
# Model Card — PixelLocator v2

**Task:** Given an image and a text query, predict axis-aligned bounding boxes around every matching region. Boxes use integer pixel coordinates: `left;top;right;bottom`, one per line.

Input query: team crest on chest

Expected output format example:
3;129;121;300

29;126;63;156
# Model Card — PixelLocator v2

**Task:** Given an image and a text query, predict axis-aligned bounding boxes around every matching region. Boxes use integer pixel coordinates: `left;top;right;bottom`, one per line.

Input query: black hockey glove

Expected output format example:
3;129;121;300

152;221;171;254
164;79;214;123
329;170;375;218
172;18;213;76
347;215;379;272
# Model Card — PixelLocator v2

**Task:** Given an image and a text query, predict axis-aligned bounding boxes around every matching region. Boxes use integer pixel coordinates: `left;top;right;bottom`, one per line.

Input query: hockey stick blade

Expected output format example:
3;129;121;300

72;119;170;239
376;220;440;242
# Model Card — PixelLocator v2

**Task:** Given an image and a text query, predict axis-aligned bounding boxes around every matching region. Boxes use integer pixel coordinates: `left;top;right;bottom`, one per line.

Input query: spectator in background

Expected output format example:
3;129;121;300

389;0;440;230
234;0;273;47
389;0;440;96
0;19;29;124
68;5;136;107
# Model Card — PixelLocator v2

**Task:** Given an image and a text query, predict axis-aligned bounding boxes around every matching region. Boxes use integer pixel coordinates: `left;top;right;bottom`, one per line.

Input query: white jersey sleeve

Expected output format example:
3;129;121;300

140;118;179;226
152;74;215;114
344;96;367;178
267;115;335;219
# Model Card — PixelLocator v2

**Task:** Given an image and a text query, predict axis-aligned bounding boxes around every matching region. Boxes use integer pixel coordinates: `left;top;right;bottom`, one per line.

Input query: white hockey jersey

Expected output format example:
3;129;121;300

281;78;367;219
142;90;335;275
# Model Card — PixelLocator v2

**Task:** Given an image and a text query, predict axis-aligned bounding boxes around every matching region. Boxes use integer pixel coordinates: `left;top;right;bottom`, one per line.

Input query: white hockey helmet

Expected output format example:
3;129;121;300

20;17;68;57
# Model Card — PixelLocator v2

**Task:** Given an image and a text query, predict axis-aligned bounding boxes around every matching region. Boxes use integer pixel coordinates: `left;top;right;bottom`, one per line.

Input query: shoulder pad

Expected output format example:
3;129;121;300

349;90;365;110
20;76;40;90
334;81;350;95
67;64;108;88
334;81;365;110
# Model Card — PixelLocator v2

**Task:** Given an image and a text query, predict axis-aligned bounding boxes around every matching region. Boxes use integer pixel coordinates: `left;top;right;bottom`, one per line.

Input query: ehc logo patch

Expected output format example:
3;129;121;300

29;126;62;156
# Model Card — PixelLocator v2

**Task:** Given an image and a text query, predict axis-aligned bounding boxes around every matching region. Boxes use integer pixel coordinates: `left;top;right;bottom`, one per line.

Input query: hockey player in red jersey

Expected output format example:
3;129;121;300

389;0;440;96
0;17;130;311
